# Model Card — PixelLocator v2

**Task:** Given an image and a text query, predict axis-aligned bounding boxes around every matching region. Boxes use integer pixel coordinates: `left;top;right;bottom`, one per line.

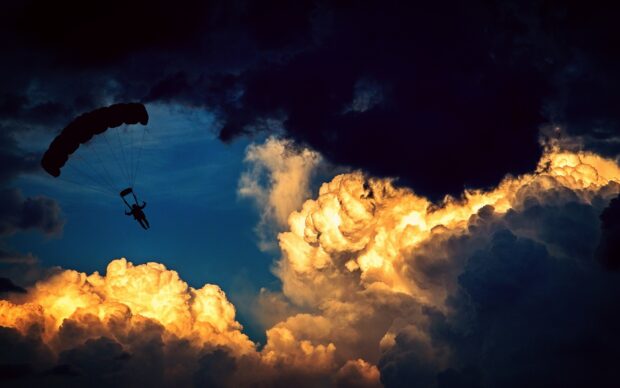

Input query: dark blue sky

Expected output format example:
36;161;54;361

11;103;277;342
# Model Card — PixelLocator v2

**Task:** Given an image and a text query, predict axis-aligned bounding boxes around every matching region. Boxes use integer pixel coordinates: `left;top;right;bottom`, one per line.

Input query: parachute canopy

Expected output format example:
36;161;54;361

41;103;148;177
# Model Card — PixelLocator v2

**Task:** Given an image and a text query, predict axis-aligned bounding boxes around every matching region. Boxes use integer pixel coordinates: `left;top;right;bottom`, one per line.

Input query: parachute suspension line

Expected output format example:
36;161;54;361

98;130;122;181
88;139;121;192
129;124;136;186
133;126;147;187
59;170;116;197
59;178;114;197
66;147;112;191
131;126;143;186
128;124;135;185
64;163;108;193
100;129;130;185
129;125;140;186
130;128;138;185
114;125;132;185
68;156;117;194
73;153;117;193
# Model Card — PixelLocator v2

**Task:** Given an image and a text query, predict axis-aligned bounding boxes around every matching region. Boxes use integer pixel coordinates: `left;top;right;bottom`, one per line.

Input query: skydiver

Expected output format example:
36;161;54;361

125;201;150;230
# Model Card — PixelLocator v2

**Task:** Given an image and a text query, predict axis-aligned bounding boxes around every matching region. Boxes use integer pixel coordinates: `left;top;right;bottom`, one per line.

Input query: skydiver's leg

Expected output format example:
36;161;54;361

138;219;147;230
143;217;150;229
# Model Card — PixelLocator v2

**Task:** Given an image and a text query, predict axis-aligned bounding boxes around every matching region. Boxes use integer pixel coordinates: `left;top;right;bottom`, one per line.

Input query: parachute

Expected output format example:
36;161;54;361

41;103;149;197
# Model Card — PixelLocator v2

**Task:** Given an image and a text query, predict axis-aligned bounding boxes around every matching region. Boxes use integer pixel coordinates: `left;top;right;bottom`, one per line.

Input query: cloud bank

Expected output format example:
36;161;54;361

3;145;620;386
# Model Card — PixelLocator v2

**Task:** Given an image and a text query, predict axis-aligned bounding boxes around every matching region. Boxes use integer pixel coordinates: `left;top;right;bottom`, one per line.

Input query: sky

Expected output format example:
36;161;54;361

1;1;620;387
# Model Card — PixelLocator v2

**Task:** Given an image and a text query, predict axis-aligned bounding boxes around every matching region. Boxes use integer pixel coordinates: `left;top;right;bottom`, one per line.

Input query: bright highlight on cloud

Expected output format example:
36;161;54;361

238;137;322;250
278;146;620;303
0;258;379;386
2;144;620;387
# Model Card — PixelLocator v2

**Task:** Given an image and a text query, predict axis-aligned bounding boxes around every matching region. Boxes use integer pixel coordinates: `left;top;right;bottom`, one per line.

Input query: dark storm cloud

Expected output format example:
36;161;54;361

0;0;313;155
14;0;210;67
0;278;26;295
0;129;39;184
0;327;54;383
58;337;130;384
541;3;620;154
218;2;551;198
0;331;128;386
214;1;620;197
193;348;237;388
0;248;51;290
0;180;59;308
2;1;618;198
0;121;65;261
0;316;247;388
0;189;64;236
379;190;620;388
596;193;620;270
0;94;71;125
0;99;65;243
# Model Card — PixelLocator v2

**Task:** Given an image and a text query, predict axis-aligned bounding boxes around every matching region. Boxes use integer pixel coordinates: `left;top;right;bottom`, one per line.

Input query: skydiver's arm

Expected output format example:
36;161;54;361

139;201;146;209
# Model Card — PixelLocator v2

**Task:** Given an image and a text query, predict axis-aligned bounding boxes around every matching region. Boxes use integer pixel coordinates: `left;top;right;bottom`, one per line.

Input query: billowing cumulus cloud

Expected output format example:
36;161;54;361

3;146;620;386
1;258;254;351
0;258;254;386
239;137;322;250
0;258;380;387
263;146;620;387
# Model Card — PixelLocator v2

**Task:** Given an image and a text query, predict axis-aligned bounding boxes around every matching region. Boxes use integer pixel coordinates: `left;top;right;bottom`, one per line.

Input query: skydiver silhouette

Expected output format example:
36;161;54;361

125;201;150;230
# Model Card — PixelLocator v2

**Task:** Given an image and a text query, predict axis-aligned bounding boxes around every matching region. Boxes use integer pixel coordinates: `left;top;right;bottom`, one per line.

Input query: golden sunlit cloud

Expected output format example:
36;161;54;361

239;137;322;251
0;258;254;355
270;145;620;370
277;147;620;305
